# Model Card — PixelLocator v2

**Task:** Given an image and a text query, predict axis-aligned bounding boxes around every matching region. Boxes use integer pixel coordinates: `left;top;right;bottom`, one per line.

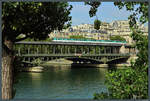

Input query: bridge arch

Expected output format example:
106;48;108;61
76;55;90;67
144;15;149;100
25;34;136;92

65;57;104;64
106;56;129;64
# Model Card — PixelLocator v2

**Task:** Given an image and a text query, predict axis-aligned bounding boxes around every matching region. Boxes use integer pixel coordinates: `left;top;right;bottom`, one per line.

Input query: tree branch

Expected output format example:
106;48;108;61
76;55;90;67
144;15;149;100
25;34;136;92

14;35;29;42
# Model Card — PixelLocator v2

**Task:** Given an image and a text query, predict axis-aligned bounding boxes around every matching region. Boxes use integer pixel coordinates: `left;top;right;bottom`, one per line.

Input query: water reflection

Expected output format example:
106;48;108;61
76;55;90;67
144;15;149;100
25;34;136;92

14;66;108;99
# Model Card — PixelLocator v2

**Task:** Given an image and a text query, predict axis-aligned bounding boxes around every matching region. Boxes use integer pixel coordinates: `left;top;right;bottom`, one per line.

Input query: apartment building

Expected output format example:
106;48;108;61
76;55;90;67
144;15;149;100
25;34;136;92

49;20;148;44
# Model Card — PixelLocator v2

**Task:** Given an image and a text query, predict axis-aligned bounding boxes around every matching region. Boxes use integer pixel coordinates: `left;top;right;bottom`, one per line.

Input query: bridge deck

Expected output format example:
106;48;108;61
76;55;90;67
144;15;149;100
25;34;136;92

15;41;131;47
17;53;130;57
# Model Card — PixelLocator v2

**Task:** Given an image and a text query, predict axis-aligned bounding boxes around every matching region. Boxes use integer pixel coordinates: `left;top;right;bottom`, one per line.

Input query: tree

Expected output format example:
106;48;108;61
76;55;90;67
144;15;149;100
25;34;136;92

94;19;101;30
2;2;72;99
93;2;148;99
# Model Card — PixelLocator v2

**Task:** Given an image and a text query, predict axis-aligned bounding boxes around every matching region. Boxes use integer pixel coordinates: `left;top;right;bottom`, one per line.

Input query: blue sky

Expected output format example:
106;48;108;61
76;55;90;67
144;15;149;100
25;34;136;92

69;2;138;26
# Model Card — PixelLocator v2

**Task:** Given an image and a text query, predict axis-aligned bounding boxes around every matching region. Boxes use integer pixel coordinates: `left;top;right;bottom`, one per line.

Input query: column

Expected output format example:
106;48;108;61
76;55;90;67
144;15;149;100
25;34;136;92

114;47;116;54
18;47;21;56
109;47;111;54
95;46;96;54
104;47;106;54
68;47;70;54
28;47;30;55
117;47;119;54
28;57;30;62
75;46;77;54
99;46;101;54
81;45;83;54
61;46;63;54
88;46;90;54
45;45;48;54
64;45;66;54
23;44;25;54
53;45;55;54
40;45;41;54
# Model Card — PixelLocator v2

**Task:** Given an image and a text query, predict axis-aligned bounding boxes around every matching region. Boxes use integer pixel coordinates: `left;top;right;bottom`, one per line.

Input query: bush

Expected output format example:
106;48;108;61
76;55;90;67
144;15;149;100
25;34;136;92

110;35;126;41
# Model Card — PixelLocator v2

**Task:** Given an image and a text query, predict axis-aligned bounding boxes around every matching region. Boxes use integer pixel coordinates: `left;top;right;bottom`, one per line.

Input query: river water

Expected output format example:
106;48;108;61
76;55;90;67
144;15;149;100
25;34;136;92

14;66;109;99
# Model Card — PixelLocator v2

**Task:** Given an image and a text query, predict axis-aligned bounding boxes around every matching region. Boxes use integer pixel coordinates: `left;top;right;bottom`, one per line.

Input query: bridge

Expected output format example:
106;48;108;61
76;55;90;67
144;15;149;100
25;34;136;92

14;40;135;65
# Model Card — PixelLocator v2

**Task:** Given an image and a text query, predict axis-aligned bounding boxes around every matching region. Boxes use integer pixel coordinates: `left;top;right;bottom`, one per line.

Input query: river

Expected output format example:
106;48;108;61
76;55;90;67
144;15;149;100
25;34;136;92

14;66;109;99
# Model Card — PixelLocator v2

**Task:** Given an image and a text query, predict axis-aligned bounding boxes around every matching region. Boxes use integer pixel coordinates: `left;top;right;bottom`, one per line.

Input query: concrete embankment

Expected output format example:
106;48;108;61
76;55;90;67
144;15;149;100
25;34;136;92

71;63;131;68
17;58;132;72
18;66;45;72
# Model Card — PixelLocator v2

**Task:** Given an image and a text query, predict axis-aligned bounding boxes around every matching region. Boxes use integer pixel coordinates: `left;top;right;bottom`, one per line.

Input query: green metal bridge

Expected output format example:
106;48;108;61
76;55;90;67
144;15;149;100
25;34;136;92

14;41;135;65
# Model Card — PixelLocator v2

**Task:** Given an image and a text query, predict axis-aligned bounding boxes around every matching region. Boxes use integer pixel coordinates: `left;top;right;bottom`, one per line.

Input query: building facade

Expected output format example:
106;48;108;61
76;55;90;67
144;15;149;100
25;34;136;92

49;20;148;44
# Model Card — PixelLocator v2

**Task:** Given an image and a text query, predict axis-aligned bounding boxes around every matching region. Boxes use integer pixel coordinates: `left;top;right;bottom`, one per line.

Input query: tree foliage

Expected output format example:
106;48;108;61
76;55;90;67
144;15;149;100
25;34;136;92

69;35;95;40
2;2;72;43
69;35;85;39
85;2;101;17
94;67;148;99
94;19;101;30
114;2;148;27
94;2;148;99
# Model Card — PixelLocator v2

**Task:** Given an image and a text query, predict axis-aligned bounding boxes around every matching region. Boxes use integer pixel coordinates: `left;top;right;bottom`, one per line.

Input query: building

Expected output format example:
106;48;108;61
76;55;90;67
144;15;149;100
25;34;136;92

49;20;148;44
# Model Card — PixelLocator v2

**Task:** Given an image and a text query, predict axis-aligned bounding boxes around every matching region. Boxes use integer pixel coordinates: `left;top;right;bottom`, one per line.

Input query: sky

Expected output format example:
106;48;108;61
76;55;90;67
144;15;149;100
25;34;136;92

68;2;142;26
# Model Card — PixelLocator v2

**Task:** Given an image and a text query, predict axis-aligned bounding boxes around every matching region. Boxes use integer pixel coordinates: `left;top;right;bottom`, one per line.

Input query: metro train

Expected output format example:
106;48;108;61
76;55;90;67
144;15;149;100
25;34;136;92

52;37;127;44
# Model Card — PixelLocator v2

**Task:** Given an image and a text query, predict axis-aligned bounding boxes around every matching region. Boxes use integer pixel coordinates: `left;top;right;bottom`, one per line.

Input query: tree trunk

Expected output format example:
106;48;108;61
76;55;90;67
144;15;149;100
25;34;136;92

2;39;14;100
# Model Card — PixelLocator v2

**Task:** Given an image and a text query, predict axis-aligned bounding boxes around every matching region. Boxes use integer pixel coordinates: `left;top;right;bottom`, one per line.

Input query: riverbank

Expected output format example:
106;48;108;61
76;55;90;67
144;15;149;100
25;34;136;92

17;66;45;72
16;58;131;72
17;63;130;72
